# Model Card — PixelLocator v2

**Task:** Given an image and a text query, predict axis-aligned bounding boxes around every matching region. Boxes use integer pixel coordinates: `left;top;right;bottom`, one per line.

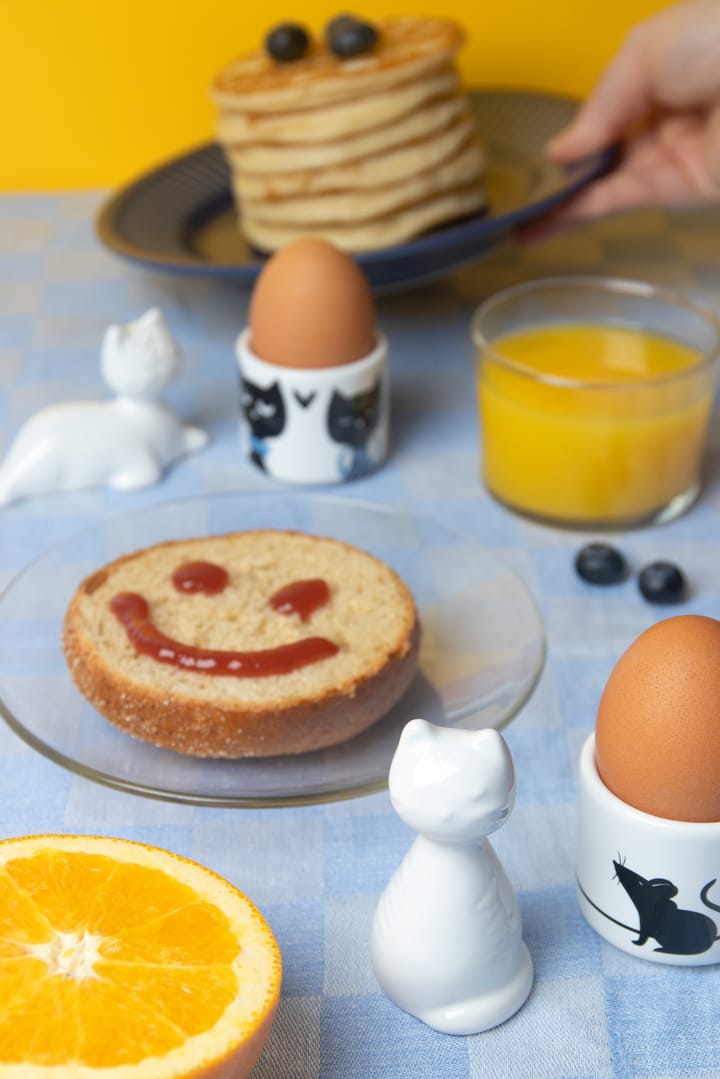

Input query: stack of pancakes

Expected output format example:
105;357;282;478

211;16;487;253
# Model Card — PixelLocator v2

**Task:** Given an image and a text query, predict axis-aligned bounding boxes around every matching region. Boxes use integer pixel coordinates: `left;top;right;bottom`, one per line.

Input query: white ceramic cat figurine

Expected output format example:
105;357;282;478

0;308;207;505
371;719;533;1034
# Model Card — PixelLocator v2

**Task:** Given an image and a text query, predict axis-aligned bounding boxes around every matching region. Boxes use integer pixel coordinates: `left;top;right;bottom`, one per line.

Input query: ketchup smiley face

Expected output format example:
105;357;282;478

110;561;339;677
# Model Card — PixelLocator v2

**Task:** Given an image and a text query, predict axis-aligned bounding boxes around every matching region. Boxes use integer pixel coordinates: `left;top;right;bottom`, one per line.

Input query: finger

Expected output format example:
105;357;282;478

517;175;646;246
517;181;643;246
657;111;720;199
548;31;654;160
703;103;720;191
553;169;659;221
522;134;705;245
566;137;709;217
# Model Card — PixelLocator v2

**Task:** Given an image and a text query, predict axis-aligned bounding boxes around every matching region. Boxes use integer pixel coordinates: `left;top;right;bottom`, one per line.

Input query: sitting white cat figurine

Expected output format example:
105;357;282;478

371;719;533;1034
0;307;207;506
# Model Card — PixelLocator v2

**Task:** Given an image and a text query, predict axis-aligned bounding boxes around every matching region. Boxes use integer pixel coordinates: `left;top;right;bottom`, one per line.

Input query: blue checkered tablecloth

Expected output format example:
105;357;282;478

3;193;720;1079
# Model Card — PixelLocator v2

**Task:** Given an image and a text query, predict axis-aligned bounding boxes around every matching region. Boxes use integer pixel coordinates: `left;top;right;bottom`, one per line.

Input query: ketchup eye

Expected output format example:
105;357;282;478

169;563;332;620
172;562;229;596
268;579;330;622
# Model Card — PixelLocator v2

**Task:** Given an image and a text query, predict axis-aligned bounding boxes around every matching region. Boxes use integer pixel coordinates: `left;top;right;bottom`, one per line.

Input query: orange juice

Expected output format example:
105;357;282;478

478;323;716;525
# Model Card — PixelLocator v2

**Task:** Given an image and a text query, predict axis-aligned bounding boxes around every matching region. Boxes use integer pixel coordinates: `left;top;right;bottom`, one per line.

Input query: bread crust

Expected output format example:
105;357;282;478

62;530;420;757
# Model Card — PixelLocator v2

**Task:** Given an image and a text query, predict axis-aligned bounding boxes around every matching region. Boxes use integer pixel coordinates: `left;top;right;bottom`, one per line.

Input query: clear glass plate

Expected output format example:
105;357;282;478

0;493;545;806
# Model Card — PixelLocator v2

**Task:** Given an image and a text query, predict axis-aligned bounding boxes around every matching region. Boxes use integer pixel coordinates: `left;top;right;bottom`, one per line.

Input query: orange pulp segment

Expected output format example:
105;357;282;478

0;834;281;1076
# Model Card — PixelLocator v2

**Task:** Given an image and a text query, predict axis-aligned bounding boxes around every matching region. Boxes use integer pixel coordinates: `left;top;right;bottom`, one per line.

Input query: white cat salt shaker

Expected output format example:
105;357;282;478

0;308;207;505
236;238;389;485
371;719;533;1034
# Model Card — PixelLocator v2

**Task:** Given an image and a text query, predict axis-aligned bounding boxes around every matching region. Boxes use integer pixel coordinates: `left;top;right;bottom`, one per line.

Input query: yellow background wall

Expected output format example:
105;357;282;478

3;0;669;191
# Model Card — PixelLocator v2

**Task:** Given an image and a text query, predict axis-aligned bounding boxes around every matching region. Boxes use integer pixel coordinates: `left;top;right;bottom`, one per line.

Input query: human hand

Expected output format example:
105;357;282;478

543;0;720;229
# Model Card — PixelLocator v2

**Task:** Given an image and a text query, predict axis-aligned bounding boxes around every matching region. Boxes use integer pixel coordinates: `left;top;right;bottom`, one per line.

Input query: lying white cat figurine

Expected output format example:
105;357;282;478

0;308;207;506
371;719;533;1034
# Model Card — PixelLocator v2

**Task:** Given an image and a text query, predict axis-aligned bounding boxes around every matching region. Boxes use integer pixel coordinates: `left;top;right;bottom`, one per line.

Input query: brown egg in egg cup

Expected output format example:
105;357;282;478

576;615;720;966
236;238;389;485
236;328;389;485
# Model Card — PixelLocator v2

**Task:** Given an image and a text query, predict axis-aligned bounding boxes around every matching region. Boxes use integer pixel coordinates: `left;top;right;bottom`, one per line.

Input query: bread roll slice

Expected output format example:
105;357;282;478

63;530;420;758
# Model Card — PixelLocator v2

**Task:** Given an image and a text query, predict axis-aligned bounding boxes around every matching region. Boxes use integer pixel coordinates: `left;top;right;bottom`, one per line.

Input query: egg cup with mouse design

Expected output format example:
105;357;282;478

576;615;720;965
236;237;389;485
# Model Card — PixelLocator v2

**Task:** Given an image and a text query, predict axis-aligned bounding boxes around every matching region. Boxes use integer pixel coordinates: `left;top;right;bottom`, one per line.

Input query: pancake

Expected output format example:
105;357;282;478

241;139;486;225
241;183;488;253
211;15;487;253
226;94;470;174
233;119;481;199
212;15;466;112
217;68;460;144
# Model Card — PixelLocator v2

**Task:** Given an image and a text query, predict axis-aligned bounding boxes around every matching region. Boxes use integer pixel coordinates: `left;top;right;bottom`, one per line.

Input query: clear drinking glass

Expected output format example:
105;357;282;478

471;276;720;528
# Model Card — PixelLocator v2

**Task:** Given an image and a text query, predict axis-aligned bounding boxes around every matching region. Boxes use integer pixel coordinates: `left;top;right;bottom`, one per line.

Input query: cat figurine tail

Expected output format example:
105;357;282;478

371;719;533;1034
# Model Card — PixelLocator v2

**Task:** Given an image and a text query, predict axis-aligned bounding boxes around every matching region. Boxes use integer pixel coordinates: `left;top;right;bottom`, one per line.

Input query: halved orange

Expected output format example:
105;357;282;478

0;834;282;1077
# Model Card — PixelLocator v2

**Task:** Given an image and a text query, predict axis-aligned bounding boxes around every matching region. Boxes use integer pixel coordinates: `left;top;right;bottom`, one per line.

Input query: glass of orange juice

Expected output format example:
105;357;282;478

471;277;720;528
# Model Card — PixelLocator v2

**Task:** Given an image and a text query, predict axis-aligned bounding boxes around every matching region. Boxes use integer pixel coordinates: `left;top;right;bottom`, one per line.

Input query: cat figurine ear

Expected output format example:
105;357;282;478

100;307;181;398
371;719;533;1034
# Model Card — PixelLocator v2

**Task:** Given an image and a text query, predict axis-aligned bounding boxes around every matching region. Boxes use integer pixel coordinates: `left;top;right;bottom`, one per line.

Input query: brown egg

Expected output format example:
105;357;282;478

596;615;720;822
249;238;377;369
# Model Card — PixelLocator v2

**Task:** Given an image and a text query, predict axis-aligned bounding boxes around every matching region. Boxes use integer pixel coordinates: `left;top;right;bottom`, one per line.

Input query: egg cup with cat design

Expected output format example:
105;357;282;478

576;616;720;966
236;237;390;485
237;329;389;485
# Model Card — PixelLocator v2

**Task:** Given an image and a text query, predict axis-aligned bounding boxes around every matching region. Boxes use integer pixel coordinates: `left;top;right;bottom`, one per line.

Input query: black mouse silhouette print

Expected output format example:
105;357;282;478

609;859;720;955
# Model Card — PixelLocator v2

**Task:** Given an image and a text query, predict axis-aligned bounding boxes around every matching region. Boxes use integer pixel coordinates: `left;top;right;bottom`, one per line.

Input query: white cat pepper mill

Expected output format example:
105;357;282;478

0;308;207;505
371;720;533;1034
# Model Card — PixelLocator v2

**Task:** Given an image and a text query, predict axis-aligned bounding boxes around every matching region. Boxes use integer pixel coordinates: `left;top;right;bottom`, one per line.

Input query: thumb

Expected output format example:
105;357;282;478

548;34;653;160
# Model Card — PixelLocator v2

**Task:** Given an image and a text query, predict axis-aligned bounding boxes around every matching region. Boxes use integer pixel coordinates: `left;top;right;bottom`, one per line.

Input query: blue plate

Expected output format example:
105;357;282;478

95;89;615;293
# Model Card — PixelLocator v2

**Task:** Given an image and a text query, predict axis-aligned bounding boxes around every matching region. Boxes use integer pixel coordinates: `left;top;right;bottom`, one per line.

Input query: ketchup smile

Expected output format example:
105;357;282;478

110;568;338;677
